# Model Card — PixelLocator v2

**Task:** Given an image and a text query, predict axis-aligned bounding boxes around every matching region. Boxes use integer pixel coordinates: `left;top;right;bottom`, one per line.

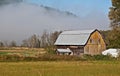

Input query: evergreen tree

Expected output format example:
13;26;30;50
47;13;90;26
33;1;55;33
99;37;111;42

109;0;120;28
105;0;120;48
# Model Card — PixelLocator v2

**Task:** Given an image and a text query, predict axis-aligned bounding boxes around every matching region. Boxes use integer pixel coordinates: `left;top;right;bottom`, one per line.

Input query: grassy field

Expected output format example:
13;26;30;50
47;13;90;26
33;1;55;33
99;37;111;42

0;61;120;76
0;47;46;57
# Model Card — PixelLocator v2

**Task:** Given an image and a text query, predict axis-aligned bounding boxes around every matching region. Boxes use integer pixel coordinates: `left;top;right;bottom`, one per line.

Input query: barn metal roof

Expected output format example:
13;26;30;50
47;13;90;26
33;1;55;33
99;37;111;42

54;29;96;46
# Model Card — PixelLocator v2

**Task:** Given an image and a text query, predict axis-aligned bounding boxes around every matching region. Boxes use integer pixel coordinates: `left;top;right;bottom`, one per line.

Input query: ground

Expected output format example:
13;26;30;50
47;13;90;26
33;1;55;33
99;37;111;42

0;61;120;76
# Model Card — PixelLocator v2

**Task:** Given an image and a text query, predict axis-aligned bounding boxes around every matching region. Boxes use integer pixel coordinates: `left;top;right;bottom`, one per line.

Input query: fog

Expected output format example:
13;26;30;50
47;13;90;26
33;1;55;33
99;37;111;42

0;2;109;43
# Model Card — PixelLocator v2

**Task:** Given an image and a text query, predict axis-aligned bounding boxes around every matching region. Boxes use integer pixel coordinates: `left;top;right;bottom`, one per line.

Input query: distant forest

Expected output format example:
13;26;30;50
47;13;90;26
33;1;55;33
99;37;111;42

0;31;61;48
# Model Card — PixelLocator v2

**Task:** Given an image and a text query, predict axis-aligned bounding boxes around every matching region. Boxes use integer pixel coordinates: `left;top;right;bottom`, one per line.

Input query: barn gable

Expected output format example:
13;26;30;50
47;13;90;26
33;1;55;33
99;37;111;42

84;30;106;55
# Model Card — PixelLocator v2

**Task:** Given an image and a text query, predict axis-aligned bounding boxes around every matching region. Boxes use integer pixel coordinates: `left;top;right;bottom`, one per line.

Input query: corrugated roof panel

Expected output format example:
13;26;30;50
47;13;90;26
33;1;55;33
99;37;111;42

55;29;96;45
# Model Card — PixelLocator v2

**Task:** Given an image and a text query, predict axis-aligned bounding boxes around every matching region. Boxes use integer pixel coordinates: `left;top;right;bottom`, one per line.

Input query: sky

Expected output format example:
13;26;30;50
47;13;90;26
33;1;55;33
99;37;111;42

25;0;112;17
0;0;112;44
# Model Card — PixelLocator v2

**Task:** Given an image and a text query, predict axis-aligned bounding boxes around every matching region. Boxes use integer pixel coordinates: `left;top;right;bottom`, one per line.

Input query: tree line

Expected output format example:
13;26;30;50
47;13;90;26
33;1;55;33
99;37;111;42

0;31;61;48
103;0;120;48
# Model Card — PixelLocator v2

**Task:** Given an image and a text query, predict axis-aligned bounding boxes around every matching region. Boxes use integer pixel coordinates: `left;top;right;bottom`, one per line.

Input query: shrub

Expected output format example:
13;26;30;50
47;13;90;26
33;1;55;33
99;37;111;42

45;46;56;54
83;54;116;61
0;55;22;62
37;54;86;61
0;54;119;62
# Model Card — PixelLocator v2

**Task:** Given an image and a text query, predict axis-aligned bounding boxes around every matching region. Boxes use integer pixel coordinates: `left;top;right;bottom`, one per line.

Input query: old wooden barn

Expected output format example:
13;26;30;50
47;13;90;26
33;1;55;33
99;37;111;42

54;29;106;55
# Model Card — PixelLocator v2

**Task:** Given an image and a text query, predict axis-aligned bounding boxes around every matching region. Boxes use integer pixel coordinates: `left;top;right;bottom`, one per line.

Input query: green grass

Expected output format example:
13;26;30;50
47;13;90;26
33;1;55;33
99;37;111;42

0;52;8;55
0;47;46;57
0;61;120;76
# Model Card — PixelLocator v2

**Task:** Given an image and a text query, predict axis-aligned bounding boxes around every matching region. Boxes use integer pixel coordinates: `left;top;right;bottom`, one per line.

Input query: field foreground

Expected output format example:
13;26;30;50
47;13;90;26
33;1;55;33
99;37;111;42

0;61;120;76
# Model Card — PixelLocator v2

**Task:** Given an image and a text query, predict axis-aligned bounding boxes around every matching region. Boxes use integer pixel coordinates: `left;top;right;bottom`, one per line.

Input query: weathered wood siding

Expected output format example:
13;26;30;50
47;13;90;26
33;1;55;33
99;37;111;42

56;45;84;55
84;31;106;55
70;47;84;55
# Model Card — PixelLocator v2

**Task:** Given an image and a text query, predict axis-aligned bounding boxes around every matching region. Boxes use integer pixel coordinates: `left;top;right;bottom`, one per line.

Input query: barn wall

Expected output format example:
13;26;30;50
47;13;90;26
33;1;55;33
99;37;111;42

56;45;84;55
71;47;84;55
84;31;106;55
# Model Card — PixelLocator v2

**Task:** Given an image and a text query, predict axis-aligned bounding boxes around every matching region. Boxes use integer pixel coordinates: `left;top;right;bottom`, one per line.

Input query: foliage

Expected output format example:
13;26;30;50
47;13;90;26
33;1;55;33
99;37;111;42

108;0;120;49
21;31;61;48
83;54;115;61
45;46;56;54
0;41;4;47
28;34;40;48
40;30;61;48
0;54;84;62
0;52;119;62
0;30;61;48
0;52;8;55
38;54;85;61
101;29;120;48
109;0;120;28
9;40;17;47
0;47;119;62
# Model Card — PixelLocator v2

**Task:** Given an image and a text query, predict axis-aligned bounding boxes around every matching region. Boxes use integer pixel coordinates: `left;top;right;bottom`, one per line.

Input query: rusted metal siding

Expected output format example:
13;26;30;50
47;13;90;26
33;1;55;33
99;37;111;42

84;31;106;55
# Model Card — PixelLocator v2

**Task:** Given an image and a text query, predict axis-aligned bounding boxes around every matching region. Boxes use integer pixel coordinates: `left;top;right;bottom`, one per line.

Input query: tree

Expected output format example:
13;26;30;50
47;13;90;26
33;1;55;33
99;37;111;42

21;31;61;48
21;39;29;47
40;30;61;48
9;40;17;47
106;0;120;48
0;41;4;47
109;0;120;28
3;40;9;47
40;31;49;48
28;34;40;48
49;31;62;46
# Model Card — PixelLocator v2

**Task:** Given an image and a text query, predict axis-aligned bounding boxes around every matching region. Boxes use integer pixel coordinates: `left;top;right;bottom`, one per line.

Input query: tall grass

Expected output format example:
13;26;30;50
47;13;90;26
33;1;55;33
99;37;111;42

0;61;120;76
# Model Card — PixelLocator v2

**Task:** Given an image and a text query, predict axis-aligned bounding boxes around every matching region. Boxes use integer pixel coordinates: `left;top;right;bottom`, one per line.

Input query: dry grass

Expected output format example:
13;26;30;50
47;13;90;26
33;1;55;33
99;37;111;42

0;61;120;76
0;47;46;57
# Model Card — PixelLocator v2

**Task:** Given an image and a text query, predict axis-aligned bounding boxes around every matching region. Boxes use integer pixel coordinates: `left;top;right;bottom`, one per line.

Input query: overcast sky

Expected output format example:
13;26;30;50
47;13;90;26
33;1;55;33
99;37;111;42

0;0;112;44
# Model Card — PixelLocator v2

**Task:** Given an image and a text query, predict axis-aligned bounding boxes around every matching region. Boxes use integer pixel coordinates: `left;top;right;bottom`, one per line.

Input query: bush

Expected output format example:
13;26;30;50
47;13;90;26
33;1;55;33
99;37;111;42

0;54;86;62
83;54;116;61
45;46;56;54
0;55;22;62
0;54;119;62
39;54;85;61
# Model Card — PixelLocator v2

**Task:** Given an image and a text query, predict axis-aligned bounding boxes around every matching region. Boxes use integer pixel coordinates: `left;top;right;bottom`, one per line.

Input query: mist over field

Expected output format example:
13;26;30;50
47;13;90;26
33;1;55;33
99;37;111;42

0;1;109;43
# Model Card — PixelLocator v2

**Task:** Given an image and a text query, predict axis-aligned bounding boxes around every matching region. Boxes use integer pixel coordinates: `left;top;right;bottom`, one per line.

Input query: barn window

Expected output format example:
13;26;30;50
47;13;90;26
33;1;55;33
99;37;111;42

98;39;100;44
90;39;93;43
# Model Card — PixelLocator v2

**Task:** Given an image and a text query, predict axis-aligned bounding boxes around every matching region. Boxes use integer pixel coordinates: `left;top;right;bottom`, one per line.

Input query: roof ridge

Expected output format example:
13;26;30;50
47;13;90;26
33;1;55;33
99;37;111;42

61;29;96;35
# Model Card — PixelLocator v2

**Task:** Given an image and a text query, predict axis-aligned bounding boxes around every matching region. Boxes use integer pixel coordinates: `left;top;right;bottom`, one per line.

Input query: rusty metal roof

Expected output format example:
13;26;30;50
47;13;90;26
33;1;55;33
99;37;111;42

55;29;96;46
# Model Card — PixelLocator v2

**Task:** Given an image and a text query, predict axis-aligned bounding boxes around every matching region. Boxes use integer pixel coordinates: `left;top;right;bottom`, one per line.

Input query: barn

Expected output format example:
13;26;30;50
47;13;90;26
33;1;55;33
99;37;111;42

54;29;106;55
